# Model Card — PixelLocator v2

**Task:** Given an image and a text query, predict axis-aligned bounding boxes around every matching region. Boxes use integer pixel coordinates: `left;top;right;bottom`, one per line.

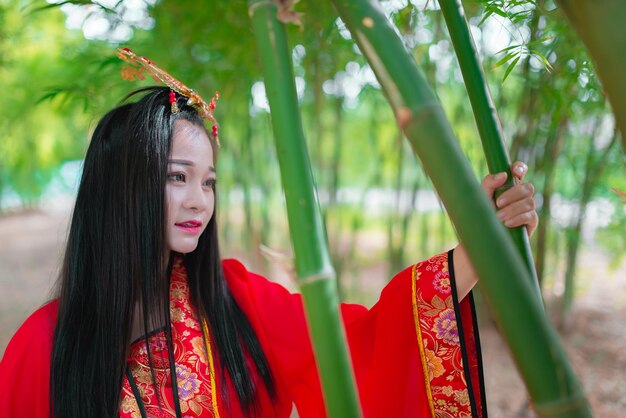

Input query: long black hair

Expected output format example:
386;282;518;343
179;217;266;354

51;87;275;417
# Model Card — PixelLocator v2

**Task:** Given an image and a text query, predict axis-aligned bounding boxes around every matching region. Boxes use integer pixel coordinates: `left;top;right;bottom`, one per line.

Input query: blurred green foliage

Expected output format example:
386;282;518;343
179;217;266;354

0;0;623;303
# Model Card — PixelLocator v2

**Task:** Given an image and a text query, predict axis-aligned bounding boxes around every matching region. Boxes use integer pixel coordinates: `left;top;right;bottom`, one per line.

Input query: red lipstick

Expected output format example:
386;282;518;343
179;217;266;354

175;219;203;234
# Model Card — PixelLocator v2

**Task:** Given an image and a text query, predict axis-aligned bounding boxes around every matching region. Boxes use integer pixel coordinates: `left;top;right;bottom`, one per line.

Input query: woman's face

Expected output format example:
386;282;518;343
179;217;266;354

165;120;216;255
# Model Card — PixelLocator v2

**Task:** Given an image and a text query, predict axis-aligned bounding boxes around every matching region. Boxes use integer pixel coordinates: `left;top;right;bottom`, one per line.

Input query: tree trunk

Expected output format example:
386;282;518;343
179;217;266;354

535;116;568;286
329;96;346;296
559;126;619;328
387;129;405;277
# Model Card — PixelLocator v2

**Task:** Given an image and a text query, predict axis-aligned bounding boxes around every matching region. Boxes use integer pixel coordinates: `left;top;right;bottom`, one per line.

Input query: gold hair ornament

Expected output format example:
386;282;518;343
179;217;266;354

117;48;221;147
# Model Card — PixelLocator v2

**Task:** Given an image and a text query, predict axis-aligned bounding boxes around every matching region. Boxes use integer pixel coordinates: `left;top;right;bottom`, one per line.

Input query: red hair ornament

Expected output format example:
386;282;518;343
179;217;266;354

117;48;221;147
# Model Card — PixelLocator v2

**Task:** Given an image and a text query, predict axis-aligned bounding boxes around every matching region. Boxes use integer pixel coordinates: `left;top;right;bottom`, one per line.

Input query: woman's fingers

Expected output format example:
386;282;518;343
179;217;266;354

496;182;538;237
495;182;535;208
496;197;536;225
481;171;508;201
481;160;529;201
502;210;539;236
480;161;538;238
511;161;528;183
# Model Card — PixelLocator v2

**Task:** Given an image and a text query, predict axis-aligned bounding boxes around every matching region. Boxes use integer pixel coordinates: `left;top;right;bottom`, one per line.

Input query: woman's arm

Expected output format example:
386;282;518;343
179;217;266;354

453;161;539;300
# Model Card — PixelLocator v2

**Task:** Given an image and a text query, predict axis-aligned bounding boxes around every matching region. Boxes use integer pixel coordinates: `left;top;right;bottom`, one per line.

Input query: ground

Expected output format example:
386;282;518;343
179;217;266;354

1;207;624;417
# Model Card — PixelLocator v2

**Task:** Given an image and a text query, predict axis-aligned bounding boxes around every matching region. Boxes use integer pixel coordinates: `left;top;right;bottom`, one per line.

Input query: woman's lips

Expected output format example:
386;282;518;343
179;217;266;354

175;220;202;234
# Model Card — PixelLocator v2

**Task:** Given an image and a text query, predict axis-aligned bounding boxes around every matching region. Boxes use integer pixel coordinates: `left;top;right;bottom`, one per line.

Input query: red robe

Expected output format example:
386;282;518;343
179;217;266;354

0;251;486;417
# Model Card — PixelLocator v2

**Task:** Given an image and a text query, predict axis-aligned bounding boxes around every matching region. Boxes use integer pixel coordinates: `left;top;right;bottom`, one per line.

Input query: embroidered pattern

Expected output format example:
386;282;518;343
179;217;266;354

120;258;218;417
412;253;473;418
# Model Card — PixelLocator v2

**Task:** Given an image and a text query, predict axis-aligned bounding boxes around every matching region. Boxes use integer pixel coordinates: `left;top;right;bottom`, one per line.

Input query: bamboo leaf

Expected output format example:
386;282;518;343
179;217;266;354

502;55;521;81
486;4;508;19
498;44;524;53
531;50;554;72
527;35;555;46
493;51;518;69
478;8;495;26
29;0;86;13
36;88;65;104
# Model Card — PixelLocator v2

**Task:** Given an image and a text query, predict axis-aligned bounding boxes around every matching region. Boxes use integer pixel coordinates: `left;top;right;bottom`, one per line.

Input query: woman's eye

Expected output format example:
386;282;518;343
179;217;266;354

168;173;185;182
204;178;217;188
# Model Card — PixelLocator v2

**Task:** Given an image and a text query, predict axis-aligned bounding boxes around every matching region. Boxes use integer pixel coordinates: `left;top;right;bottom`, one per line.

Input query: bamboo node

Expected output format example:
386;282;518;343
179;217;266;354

298;271;334;286
362;17;374;28
396;106;412;129
533;390;590;416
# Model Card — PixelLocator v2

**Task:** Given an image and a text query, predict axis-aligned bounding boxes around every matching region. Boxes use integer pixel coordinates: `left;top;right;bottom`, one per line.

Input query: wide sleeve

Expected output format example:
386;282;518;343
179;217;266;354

0;300;58;418
348;250;487;418
222;250;486;418
223;259;326;416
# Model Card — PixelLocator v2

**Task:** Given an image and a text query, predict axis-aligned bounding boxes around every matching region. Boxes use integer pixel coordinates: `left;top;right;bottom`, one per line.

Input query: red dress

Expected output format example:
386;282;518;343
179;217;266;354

0;251;486;417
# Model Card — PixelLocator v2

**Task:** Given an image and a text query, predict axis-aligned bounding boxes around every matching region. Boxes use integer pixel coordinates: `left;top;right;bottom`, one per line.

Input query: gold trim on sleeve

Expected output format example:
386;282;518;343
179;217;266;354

412;263;435;418
202;318;221;418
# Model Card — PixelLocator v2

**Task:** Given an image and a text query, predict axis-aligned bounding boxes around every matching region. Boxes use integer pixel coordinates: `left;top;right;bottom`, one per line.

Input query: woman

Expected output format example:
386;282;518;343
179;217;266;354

0;60;537;418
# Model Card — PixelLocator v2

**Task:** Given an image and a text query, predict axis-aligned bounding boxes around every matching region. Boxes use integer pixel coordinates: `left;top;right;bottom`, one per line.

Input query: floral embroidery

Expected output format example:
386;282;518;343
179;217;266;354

120;257;218;417
412;252;480;417
433;270;451;294
186;317;201;329
434;309;460;346
191;336;208;365
171;287;186;301
176;364;202;400
171;306;186;323
454;389;470;406
120;394;140;416
149;338;167;353
425;348;444;380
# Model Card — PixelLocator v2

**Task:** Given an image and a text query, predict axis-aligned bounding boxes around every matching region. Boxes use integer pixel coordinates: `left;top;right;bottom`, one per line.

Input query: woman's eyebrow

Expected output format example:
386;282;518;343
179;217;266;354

168;159;193;166
168;159;216;173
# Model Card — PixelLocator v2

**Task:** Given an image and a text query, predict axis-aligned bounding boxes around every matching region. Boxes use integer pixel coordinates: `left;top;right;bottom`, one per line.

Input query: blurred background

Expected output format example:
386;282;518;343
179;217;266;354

0;0;624;416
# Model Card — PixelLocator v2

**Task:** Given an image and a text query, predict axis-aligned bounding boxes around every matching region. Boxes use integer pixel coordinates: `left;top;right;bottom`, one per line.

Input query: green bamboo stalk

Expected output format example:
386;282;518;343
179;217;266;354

330;0;592;416
247;1;362;417
437;0;542;303
556;0;626;152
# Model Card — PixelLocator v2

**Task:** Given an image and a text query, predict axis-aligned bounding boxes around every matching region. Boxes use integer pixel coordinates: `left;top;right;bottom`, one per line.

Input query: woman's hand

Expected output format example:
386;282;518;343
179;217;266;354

453;161;539;300
480;161;538;237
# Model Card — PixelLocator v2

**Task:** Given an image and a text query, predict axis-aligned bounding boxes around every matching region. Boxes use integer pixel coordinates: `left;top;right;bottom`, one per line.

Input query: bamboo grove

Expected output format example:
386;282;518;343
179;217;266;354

2;0;625;416
249;0;607;416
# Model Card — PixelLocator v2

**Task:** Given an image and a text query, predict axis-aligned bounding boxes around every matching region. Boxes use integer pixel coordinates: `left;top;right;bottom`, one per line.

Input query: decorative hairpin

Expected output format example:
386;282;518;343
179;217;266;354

117;47;221;147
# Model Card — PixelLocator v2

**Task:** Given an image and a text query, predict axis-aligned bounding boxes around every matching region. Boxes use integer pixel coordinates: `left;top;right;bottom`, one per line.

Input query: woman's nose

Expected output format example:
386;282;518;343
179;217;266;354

185;183;209;211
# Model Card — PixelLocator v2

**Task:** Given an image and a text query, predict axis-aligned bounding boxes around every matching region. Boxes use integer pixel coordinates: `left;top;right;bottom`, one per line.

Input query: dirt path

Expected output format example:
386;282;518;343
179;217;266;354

0;208;70;352
1;207;624;416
